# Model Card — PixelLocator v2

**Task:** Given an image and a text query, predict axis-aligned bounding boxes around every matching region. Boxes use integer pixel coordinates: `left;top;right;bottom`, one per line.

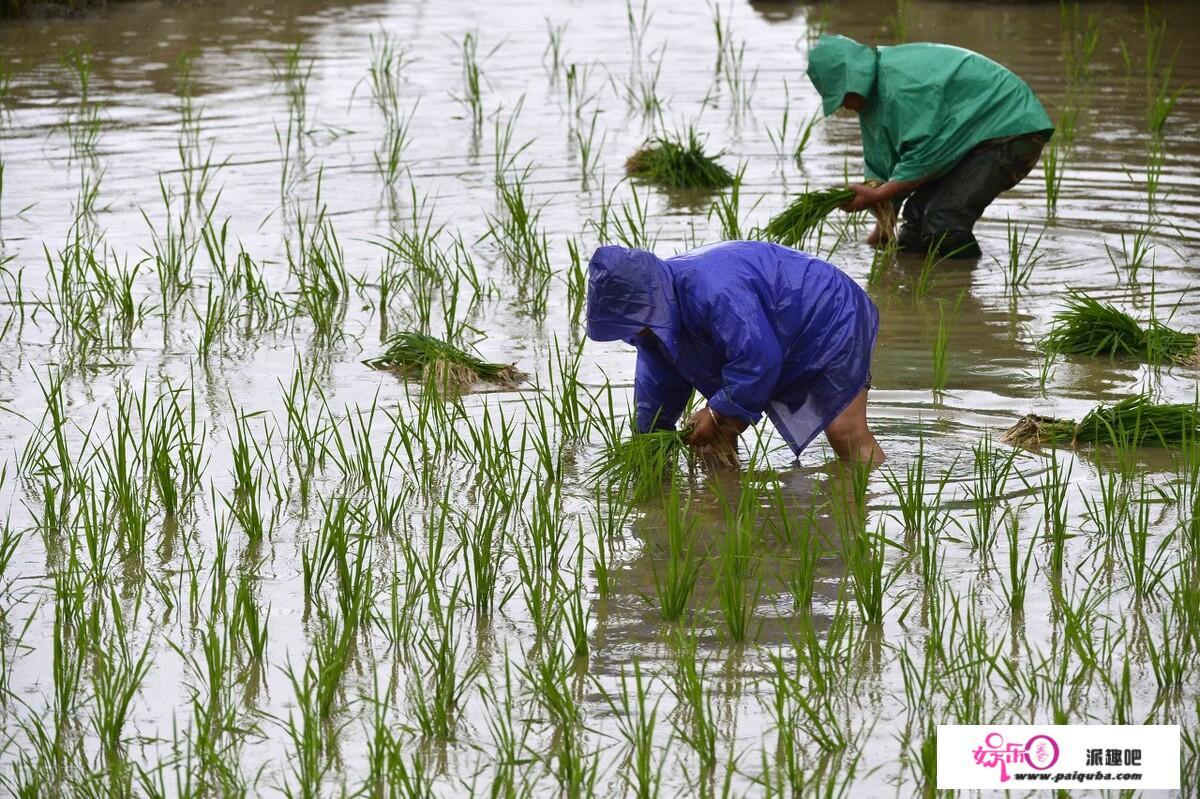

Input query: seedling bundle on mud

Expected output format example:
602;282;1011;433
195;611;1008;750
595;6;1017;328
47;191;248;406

1042;291;1200;365
1004;395;1200;449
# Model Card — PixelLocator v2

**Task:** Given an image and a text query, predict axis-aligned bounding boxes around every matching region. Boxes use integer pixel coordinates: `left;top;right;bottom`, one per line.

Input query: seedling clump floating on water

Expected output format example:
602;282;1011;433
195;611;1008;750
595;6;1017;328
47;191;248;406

1004;395;1200;450
363;331;523;389
1042;291;1199;365
625;127;734;190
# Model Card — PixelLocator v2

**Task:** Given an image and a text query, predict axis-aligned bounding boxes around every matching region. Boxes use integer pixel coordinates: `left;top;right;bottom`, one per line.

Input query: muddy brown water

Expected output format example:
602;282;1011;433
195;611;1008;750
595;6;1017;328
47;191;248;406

1;0;1199;795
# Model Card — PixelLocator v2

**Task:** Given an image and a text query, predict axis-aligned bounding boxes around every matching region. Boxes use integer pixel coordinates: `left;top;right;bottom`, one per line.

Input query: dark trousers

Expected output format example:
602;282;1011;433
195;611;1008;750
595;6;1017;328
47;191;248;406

896;133;1048;259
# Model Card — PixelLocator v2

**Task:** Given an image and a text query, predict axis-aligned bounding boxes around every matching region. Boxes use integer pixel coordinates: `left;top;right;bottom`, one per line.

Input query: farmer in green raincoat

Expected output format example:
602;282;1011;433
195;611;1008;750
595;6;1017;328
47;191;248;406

806;34;1054;258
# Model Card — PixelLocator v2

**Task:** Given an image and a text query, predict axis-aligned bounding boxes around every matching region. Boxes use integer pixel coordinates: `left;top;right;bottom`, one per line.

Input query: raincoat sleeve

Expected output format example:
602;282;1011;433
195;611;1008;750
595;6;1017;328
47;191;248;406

634;341;693;433
696;289;782;424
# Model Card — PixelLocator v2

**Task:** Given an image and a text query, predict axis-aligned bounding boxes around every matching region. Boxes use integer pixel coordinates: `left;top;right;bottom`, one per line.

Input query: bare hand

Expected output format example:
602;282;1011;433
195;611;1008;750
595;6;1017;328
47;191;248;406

684;407;721;448
843;183;885;213
684;407;746;460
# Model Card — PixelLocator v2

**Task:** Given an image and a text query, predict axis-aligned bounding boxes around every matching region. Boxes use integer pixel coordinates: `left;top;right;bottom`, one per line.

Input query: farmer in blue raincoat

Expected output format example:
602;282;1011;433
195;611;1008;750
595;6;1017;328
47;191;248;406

806;34;1054;258
586;241;885;466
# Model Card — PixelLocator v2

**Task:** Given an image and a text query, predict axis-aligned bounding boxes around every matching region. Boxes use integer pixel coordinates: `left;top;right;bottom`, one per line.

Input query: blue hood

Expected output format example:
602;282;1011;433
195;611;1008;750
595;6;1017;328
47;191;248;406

585;245;678;355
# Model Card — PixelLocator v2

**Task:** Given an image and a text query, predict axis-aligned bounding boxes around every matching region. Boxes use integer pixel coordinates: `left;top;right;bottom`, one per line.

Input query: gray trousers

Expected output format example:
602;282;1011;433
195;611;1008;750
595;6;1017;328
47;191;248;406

896;132;1048;259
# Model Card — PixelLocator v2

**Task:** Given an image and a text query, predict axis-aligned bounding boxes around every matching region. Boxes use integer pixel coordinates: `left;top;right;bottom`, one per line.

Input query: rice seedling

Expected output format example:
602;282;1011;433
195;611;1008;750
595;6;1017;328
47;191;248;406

364;331;522;389
716;487;762;642
708;163;758;241
1105;224;1155;283
866;236;897;289
625;127;733;191
281;655;332;796
1042;290;1197;364
599;181;660;251
457;33;485;132
364;698;435;797
625;0;653;64
408;596;479;741
1147;72;1183;138
564;62;600;120
883;432;954;537
619;51;667;118
1005;395;1200;450
1144;140;1166;216
998;217;1045;293
1147;611;1194;694
543;19;568;77
667;631;717;775
1121;479;1173;599
1040;447;1073;574
930;300;952;395
966;432;1018;552
90;611;152;772
1000;509;1035;613
765;80;793;159
460;494;510;617
762;186;856;248
59;47;102;158
268;43;313;136
718;33;757;118
373;101;416;187
564;567;591;661
1060;1;1100;89
769;489;823;613
787;111;821;168
653;483;702;622
1172;431;1200;552
593;428;686;503
772;650;851;755
573;109;604;188
365;32;411;125
600;661;664;799
843;518;896;627
482;163;552;316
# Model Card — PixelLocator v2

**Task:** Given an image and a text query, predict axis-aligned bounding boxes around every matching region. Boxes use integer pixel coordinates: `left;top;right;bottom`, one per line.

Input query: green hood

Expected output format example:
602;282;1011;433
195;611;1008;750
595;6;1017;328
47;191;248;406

806;34;878;117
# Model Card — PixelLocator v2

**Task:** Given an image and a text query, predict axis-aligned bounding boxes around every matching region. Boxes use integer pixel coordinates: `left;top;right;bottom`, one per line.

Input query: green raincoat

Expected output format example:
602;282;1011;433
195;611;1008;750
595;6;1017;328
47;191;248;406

806;35;1054;184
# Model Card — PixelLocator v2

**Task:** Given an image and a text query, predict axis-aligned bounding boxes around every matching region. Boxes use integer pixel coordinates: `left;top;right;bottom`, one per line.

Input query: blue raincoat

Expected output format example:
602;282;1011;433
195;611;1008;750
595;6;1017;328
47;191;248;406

586;241;879;456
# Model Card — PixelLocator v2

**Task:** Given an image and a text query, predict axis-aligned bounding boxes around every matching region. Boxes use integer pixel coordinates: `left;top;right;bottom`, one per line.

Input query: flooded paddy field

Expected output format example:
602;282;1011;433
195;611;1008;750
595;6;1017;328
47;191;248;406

0;0;1199;795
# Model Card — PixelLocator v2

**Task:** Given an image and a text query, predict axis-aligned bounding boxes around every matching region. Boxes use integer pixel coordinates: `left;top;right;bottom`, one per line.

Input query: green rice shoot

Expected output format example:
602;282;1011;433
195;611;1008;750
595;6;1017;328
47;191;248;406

363;331;523;388
625;127;734;191
1004;395;1200;450
1042;291;1199;365
761;186;855;247
594;429;688;502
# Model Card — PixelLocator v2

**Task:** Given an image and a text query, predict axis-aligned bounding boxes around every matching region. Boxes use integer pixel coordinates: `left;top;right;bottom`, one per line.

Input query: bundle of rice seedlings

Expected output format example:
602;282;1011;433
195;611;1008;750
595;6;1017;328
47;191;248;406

762;182;897;248
1004;396;1200;450
1042;292;1199;365
593;429;688;502
363;332;523;389
625;128;734;190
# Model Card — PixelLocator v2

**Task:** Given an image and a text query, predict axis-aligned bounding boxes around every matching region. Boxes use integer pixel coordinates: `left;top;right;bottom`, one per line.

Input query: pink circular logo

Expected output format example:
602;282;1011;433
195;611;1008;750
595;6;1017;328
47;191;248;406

1024;734;1060;770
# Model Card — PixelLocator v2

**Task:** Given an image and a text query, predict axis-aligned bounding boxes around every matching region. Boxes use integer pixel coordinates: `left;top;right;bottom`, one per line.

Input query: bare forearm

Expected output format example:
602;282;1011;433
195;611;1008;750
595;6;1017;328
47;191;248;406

873;176;926;202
